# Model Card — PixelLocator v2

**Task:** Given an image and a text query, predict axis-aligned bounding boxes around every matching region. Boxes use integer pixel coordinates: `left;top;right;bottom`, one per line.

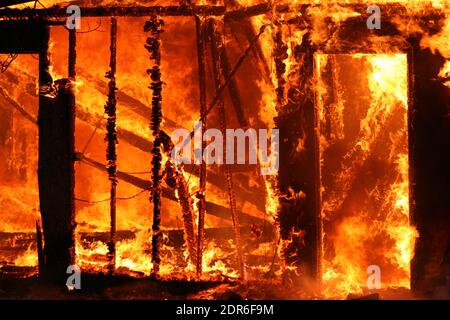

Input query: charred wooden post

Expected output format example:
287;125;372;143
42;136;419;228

105;17;118;274
276;29;322;280
68;29;76;80
38;25;76;281
208;18;245;279
0;5;227;19
145;15;164;276
194;14;208;278
159;131;197;265
67;28;77;268
409;40;450;295
164;159;197;266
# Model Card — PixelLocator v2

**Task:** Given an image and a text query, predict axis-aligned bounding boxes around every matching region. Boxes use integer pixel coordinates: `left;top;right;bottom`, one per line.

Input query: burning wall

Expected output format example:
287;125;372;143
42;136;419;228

0;0;450;299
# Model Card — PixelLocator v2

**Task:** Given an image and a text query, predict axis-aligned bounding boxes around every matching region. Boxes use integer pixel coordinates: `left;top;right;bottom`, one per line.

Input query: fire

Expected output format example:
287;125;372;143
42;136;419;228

316;53;417;297
0;54;39;272
2;0;450;299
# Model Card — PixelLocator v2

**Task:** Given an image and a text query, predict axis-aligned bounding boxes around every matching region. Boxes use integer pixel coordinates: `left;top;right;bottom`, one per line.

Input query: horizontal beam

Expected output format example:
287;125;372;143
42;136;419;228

0;0;34;8
224;2;441;22
0;20;47;53
0;3;414;20
0;5;226;18
0;3;439;20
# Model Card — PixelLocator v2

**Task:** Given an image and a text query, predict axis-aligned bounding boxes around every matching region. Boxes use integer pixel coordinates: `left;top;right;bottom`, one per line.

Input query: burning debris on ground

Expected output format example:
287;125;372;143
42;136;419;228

0;0;449;301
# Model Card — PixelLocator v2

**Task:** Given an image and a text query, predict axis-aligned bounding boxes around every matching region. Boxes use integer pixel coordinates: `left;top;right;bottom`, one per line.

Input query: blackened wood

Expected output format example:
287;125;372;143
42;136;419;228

38;26;75;281
273;22;287;105
68;29;76;80
0;21;47;53
67;30;77;279
276;38;321;279
409;41;450;294
0;5;226;18
145;15;164;276
164;160;197;265
194;15;207;278
105;17;118;274
0;3;441;22
0;0;34;7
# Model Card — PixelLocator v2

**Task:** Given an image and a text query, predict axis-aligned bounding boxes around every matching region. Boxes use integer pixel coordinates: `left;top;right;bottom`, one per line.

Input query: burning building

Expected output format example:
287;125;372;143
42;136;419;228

0;0;449;300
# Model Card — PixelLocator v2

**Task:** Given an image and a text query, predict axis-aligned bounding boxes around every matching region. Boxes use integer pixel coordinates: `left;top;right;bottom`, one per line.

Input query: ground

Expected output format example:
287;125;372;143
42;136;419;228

2;272;446;299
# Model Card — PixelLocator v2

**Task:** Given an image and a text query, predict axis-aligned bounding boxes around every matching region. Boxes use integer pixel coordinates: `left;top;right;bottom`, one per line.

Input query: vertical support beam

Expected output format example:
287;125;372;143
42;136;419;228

68;29;77;246
105;17;118;274
68;29;76;80
276;36;321;280
194;14;207;278
407;47;418;293
409;42;450;295
38;25;76;281
296;46;322;281
311;48;323;283
208;18;246;279
145;15;164;276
